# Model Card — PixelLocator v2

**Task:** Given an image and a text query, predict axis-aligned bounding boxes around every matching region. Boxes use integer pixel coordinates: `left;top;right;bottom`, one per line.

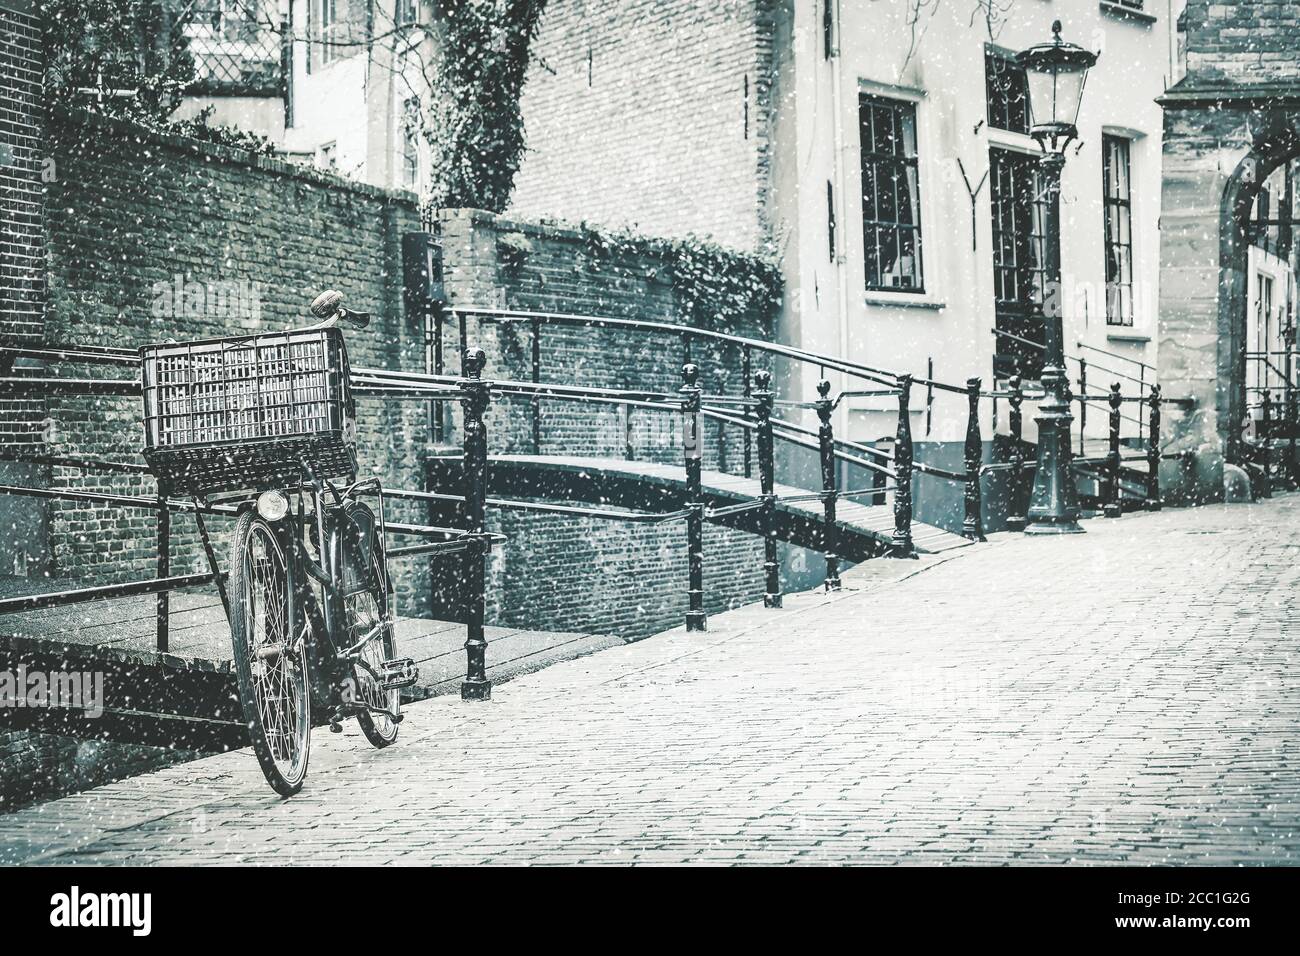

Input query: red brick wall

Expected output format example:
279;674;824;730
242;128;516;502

508;0;777;253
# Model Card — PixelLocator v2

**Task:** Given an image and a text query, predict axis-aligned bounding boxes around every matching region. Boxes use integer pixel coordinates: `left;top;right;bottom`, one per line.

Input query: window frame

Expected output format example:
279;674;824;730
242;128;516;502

984;46;1032;136
1102;134;1136;327
318;0;342;68
858;92;926;296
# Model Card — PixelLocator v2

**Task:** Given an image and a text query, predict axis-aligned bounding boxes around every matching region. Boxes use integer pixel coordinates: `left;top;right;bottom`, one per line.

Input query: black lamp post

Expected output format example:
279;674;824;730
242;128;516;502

1017;20;1097;535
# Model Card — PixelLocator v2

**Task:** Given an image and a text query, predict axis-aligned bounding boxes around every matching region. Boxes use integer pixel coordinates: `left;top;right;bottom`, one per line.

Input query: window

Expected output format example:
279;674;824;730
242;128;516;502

990;147;1048;378
318;0;341;67
401;98;421;191
1251;186;1276;255
1112;0;1145;10
396;0;418;25
1102;135;1134;326
991;149;1047;310
318;141;337;172
823;0;834;59
859;94;924;293
985;49;1031;135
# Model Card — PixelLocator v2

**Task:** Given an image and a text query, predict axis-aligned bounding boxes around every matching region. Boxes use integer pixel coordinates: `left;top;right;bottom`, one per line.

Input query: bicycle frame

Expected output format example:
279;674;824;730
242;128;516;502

233;469;395;721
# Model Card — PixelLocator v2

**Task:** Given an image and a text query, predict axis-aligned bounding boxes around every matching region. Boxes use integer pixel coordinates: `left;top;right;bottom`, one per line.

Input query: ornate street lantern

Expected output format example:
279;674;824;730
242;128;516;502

1017;20;1098;153
1015;20;1098;535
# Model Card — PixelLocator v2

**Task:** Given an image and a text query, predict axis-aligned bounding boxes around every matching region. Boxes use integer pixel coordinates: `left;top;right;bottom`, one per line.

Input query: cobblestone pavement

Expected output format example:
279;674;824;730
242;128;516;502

1;497;1297;865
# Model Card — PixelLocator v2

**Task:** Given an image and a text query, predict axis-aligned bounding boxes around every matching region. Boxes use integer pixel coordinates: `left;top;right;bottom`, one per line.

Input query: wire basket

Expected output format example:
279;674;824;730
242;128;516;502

141;328;357;495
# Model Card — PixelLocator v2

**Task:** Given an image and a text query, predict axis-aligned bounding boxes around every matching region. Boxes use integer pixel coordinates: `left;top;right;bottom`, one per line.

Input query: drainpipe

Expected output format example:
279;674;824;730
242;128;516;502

829;0;852;452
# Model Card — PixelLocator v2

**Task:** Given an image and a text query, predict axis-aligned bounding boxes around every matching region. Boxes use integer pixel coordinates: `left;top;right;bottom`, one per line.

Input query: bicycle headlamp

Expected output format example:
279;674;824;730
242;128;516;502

256;490;289;522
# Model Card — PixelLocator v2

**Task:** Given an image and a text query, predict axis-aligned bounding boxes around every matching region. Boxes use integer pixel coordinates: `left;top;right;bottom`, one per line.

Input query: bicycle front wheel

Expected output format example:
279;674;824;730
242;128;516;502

230;510;311;796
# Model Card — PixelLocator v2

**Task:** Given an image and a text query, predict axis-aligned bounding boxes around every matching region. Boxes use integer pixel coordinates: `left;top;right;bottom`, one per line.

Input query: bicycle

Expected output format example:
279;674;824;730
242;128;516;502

140;290;417;796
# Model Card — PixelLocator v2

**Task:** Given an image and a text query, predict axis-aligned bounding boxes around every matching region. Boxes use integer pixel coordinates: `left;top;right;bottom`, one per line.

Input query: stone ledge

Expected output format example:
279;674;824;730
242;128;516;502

1099;2;1157;27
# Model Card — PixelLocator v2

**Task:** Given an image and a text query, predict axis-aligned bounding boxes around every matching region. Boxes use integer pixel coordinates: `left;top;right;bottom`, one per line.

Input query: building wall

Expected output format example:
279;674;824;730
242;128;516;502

281;0;432;192
508;0;777;253
1156;0;1300;499
0;0;49;576
774;0;1177;454
1182;0;1300;86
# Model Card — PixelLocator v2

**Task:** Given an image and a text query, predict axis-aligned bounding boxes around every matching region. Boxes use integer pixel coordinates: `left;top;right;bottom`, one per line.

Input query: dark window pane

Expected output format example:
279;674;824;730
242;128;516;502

860;95;924;293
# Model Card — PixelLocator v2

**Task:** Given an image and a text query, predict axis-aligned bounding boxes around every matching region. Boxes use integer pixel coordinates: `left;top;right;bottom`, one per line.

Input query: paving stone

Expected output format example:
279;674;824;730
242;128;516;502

0;496;1296;865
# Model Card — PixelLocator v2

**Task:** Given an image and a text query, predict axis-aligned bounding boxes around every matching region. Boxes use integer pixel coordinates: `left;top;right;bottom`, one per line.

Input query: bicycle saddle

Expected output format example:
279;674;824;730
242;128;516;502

309;290;371;329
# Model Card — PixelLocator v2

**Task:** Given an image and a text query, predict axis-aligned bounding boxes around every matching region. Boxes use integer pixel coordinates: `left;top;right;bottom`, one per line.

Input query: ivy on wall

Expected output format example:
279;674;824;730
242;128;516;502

575;226;783;335
427;0;549;212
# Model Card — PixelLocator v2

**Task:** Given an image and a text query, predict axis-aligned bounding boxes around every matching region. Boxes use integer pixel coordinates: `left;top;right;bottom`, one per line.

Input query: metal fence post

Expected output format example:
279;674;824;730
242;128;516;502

1261;390;1274;494
1146;384;1162;512
742;346;753;478
892;374;914;557
1287;324;1299;483
754;369;781;608
156;498;169;653
962;377;985;541
716;368;730;473
460;347;492;700
530;315;542;454
1007;375;1026;532
815;380;841;590
431;301;449;443
1105;382;1122;518
1077;357;1088;457
681;363;707;632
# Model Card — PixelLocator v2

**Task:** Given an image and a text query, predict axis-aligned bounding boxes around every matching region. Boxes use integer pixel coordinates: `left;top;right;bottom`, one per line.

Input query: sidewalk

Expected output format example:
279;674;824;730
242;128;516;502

1;497;1297;865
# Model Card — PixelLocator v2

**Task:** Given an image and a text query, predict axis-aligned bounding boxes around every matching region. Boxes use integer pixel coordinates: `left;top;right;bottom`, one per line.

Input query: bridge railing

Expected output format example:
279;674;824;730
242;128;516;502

1;317;1189;703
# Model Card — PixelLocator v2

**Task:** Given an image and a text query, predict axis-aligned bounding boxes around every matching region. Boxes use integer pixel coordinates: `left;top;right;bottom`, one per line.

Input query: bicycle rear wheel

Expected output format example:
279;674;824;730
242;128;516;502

230;510;311;796
339;503;401;748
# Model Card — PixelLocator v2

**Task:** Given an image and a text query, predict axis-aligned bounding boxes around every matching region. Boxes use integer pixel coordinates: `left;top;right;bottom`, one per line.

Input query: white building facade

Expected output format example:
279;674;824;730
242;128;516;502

770;0;1184;451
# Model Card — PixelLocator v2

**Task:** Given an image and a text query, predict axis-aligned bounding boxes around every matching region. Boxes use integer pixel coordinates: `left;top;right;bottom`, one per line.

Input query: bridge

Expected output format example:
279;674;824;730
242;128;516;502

426;454;970;560
0;298;1198;764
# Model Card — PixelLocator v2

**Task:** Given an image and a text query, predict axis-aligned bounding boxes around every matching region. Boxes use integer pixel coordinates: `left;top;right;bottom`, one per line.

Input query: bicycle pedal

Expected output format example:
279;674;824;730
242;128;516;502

378;657;418;691
329;721;344;734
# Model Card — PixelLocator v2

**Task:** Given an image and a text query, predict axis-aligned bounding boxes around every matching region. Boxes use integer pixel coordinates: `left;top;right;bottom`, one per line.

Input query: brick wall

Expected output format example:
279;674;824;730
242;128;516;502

40;109;430;613
433;208;779;638
1182;1;1300;87
33;127;779;643
0;0;43;354
508;0;777;254
0;0;48;575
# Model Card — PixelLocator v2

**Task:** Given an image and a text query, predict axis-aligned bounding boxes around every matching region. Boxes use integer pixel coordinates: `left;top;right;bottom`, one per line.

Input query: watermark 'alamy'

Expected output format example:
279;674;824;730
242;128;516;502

152;274;263;322
50;887;151;936
0;665;104;718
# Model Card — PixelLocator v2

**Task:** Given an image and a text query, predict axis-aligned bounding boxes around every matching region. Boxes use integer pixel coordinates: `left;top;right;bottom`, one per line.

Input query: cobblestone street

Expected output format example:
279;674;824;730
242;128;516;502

1;497;1297;866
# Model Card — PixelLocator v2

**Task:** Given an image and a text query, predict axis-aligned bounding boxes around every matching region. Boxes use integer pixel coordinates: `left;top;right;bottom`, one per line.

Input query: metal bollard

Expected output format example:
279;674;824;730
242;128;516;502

681;363;707;631
891;374;914;557
460;346;493;700
1007;375;1027;532
157;498;170;653
815;380;841;590
1105;382;1122;518
1146;384;1162;512
962;377;985;541
754;369;781;607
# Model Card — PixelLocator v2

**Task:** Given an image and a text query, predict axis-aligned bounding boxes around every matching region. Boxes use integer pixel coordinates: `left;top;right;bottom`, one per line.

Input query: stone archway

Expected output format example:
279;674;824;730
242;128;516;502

1156;98;1300;503
1218;121;1300;466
